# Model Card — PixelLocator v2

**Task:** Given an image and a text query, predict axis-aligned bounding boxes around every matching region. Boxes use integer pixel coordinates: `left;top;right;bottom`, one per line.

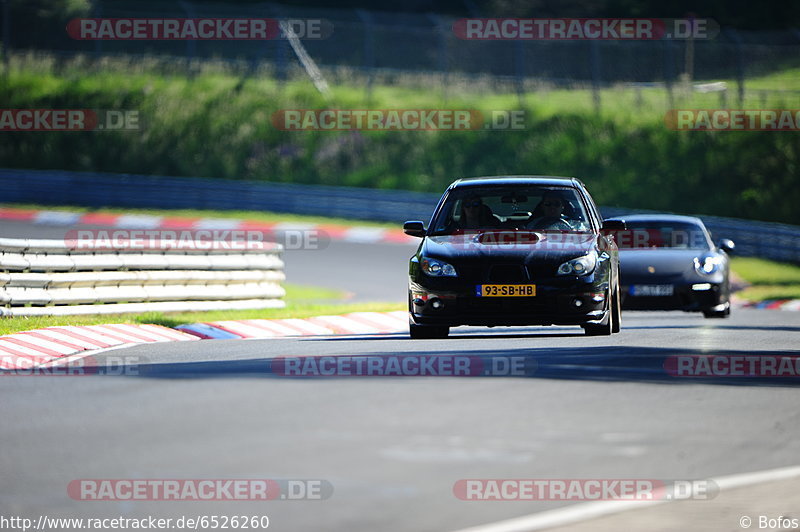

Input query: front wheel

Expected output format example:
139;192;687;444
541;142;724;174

409;322;450;339
703;302;731;319
611;285;622;333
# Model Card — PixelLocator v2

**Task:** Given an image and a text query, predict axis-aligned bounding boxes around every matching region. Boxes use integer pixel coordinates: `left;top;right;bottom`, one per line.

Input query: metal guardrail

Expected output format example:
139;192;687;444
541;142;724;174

0;236;285;316
601;207;800;264
1;168;799;264
0;168;437;224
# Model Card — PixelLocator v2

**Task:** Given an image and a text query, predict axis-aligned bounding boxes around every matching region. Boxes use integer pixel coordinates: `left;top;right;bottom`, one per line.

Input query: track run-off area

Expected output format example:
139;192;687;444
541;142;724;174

2;218;799;532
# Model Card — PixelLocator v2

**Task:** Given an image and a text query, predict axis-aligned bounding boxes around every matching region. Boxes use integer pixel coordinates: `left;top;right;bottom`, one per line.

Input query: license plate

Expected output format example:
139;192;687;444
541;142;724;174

630;284;674;296
477;284;537;297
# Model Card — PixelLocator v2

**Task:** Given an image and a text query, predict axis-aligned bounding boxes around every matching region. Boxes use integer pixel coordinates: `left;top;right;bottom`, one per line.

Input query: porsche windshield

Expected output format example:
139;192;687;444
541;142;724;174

614;221;713;250
429;186;592;235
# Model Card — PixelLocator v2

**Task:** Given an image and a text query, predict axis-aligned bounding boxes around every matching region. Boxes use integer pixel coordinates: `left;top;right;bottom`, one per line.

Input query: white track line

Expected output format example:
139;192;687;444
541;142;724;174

451;465;800;532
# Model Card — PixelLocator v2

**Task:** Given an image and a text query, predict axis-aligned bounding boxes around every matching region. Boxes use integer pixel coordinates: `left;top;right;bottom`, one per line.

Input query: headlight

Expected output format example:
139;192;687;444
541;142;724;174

557;252;597;276
694;256;722;275
421;257;457;277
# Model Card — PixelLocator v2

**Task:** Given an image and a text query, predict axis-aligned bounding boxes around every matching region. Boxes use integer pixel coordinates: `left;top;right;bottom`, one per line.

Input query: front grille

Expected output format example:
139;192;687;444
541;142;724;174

526;262;557;278
487;265;528;283
461;296;551;314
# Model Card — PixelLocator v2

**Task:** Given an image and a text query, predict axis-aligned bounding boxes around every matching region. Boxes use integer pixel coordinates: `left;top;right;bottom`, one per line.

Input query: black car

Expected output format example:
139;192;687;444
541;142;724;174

404;176;625;338
605;214;734;318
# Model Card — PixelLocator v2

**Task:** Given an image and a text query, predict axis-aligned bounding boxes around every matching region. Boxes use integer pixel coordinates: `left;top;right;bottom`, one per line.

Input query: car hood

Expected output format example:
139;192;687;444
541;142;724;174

618;249;712;277
423;231;597;263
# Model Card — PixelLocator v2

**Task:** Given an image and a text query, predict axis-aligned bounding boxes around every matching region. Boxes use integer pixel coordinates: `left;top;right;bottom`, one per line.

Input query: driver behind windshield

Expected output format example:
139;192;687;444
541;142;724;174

526;191;574;231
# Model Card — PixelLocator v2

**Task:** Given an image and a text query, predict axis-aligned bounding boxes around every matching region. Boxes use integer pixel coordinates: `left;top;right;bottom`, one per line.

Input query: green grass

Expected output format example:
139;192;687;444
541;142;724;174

731;257;800;285
730;257;800;302
734;285;800;302
2;53;800;224
0;283;404;336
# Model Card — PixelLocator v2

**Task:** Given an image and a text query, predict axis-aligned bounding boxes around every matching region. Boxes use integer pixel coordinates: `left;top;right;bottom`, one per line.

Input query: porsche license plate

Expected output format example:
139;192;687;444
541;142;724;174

477;284;537;297
630;284;674;296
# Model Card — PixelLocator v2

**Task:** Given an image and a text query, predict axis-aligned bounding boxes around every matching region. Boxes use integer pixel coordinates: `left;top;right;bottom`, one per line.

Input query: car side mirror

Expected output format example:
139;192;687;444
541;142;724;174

601;219;626;231
403;221;426;237
718;238;735;254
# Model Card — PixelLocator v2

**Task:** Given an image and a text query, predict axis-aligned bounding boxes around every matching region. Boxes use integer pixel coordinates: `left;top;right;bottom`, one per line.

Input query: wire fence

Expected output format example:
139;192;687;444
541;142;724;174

3;1;800;107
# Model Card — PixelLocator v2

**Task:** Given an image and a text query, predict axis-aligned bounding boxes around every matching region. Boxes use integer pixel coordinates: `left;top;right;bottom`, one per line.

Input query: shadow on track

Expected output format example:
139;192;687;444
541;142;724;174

89;345;800;388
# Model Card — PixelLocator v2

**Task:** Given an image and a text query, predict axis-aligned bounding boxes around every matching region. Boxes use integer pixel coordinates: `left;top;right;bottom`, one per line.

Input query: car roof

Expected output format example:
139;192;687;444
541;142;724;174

605;214;706;225
449;176;581;188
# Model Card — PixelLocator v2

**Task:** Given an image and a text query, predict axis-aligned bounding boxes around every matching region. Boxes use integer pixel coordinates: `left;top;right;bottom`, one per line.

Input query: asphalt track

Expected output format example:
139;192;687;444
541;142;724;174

2;219;800;532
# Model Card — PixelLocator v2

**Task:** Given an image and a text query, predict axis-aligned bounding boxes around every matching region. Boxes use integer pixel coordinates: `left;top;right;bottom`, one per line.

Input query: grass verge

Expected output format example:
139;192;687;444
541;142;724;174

0;283;404;336
731;257;800;302
3;53;800;224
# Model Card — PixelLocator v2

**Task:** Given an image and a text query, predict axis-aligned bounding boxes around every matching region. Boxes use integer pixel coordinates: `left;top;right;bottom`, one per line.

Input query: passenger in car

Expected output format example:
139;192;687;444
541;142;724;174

527;192;574;230
459;196;499;229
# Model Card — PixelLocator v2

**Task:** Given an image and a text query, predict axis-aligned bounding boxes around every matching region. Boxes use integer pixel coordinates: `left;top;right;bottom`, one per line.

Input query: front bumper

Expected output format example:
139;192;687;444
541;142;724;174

621;282;726;311
409;278;610;327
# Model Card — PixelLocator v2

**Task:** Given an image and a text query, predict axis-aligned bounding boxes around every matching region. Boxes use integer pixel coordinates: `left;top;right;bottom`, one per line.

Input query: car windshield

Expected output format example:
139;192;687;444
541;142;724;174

429;186;592;235
614;221;712;250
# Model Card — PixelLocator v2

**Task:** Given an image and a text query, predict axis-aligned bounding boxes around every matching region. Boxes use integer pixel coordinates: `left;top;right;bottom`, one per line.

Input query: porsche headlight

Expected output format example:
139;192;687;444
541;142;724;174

421;257;457;277
694;256;722;275
557;252;597;276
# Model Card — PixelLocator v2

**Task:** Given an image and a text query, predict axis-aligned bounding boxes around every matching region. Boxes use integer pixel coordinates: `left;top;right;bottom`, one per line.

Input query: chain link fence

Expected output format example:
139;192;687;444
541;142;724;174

2;1;800;103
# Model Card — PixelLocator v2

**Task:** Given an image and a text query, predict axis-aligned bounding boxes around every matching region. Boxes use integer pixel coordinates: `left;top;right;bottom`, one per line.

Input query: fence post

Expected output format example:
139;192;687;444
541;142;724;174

270;6;289;88
356;9;375;104
1;0;9;76
727;28;746;105
92;0;103;58
179;1;197;78
663;39;675;109
426;13;449;104
589;40;601;114
514;40;525;107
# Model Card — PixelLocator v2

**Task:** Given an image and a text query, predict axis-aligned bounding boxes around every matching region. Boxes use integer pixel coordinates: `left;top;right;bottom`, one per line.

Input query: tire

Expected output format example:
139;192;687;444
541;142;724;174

703;302;731;319
409;323;450;339
611;286;622;334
